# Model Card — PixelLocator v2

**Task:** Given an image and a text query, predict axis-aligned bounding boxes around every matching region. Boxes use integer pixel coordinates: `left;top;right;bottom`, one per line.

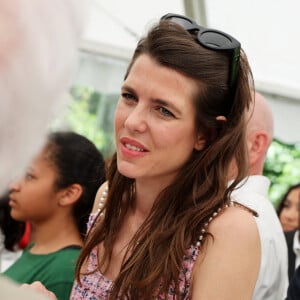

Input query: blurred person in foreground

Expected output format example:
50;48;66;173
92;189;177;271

0;0;85;299
231;92;288;300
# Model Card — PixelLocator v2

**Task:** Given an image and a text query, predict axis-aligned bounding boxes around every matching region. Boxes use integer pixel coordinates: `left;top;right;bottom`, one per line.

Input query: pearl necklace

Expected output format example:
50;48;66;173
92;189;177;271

96;185;108;217
196;202;234;247
96;186;234;249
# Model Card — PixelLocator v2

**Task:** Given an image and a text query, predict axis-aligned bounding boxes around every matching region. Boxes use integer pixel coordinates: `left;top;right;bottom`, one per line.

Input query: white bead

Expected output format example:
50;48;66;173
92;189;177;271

97;186;108;218
196;205;229;249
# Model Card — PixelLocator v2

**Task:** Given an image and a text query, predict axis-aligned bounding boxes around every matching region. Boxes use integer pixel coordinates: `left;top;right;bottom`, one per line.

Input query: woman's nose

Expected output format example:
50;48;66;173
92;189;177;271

286;209;299;221
124;105;147;133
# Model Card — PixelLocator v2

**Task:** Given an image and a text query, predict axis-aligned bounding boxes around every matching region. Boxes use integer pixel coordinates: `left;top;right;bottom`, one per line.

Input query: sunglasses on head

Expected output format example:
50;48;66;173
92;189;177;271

161;13;241;93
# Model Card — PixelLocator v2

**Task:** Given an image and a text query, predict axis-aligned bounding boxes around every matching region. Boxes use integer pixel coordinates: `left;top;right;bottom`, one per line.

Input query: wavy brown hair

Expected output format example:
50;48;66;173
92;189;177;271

76;19;254;299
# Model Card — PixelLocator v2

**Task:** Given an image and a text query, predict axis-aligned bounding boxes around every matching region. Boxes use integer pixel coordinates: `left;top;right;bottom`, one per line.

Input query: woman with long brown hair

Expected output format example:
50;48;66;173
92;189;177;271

24;13;260;300
72;13;260;299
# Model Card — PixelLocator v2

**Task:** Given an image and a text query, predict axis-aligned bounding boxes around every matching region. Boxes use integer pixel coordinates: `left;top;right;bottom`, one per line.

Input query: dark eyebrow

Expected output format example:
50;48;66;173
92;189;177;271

121;84;136;95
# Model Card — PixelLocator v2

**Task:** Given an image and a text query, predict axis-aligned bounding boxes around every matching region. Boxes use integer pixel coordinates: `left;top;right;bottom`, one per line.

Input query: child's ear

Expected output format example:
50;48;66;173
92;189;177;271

58;184;83;206
194;135;205;151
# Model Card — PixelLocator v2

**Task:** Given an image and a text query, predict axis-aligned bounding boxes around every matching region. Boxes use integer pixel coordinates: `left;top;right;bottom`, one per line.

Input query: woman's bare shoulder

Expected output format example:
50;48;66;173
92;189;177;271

191;205;260;299
209;204;258;237
91;181;109;214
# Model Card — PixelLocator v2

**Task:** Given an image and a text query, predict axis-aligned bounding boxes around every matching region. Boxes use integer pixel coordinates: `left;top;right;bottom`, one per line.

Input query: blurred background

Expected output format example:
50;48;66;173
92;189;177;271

52;0;300;207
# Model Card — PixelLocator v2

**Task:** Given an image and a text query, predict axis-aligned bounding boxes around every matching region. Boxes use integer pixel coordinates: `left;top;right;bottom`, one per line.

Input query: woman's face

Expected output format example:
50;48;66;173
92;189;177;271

9;149;62;222
279;187;300;232
114;54;204;188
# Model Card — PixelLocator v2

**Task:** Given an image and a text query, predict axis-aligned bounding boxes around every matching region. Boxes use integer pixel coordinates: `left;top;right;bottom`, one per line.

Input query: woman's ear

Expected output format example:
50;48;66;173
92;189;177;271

58;184;83;207
194;135;205;151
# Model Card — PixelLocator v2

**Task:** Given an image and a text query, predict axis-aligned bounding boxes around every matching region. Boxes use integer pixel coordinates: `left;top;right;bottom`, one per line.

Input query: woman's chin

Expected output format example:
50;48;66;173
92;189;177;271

117;163;138;179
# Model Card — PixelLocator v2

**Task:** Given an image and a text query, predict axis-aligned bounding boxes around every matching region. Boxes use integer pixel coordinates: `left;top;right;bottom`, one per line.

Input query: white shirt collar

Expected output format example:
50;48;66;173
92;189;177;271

293;230;300;253
231;175;270;196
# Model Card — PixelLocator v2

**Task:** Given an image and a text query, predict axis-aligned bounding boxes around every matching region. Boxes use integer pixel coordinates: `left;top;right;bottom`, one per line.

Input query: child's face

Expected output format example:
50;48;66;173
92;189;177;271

9;149;62;222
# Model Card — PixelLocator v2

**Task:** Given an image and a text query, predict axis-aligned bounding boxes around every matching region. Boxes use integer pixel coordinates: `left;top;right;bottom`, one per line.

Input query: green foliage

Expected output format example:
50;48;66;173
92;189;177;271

65;95;107;150
264;139;300;208
52;85;115;158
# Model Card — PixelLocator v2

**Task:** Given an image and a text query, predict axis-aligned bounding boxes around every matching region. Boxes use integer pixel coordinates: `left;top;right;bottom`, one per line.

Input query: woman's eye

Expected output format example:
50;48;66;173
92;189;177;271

158;107;175;118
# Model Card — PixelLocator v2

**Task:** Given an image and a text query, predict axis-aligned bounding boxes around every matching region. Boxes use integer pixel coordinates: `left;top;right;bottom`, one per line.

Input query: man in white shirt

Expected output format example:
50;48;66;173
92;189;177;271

232;92;289;300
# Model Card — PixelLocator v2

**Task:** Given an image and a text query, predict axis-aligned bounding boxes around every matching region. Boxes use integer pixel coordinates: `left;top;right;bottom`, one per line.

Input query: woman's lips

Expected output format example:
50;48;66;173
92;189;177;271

120;137;148;152
120;137;149;158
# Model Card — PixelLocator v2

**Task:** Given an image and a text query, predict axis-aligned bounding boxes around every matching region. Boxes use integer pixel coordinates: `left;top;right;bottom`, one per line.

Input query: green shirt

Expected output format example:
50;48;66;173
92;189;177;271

3;244;81;300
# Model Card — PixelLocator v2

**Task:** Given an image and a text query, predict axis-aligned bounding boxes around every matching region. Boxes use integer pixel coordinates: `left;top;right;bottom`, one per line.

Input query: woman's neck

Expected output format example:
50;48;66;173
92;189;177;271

134;179;166;218
133;174;176;219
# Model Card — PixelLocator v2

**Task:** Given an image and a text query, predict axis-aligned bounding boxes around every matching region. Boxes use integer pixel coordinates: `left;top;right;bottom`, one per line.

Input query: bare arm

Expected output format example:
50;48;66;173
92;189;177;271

191;206;261;300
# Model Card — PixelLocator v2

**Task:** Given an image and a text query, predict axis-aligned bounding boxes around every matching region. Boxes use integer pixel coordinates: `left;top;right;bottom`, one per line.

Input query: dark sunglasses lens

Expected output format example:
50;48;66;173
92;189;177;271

167;16;194;30
200;31;233;49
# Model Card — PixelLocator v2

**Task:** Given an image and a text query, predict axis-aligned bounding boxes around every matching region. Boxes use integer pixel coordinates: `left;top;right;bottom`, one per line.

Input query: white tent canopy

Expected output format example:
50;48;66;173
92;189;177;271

79;0;300;144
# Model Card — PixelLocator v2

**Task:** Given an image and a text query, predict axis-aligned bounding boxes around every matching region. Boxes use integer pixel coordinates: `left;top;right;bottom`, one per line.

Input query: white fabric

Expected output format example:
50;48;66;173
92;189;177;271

293;230;300;270
0;248;22;273
0;0;85;194
0;230;22;273
231;175;289;300
0;0;85;298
